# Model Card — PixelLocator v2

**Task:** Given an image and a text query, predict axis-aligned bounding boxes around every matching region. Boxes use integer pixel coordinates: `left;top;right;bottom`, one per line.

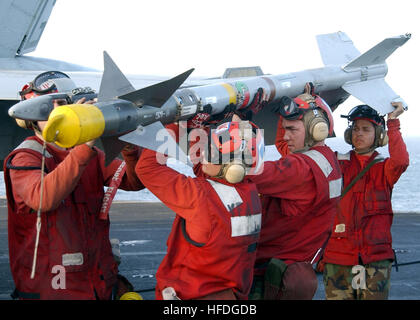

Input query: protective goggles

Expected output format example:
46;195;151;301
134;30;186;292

343;105;384;126
276;96;315;120
19;71;72;100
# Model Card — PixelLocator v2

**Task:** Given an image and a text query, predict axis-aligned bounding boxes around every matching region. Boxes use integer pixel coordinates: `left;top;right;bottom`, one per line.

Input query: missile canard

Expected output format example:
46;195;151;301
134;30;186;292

8;32;411;165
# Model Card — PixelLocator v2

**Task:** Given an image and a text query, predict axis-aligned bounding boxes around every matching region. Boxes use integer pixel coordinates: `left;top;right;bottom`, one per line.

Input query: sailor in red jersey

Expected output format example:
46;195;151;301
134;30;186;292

5;71;144;300
322;103;409;300
250;83;342;300
136;118;264;300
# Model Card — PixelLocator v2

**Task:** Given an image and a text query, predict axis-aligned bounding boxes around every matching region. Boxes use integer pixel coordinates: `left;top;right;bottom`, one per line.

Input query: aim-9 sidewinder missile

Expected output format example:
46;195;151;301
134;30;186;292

8;32;411;165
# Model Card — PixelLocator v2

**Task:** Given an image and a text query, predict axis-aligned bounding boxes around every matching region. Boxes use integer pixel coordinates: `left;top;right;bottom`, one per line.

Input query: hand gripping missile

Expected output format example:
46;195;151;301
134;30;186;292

8;32;411;163
44;53;196;165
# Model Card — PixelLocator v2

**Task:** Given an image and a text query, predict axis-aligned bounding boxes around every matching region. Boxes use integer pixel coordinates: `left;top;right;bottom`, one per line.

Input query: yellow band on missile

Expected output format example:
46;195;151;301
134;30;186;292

221;83;237;105
42;104;105;148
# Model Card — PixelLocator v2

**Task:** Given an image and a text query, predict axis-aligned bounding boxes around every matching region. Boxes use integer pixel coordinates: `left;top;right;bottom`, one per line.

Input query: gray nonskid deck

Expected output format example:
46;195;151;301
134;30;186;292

1;200;419;300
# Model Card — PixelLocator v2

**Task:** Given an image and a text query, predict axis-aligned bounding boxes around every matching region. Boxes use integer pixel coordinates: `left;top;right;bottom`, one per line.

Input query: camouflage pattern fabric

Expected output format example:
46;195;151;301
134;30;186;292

249;259;288;300
249;275;265;300
323;260;392;300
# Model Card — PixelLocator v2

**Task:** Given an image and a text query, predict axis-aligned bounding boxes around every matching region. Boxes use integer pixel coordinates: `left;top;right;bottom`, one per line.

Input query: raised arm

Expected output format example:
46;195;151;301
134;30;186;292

135;145;206;220
9;144;96;211
384;102;409;186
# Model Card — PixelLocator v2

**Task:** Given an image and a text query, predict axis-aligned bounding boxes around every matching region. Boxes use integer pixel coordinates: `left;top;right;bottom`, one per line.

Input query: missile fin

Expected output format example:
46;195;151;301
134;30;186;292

118;121;191;166
343;34;411;70
98;51;136;102
316;32;360;66
342;78;407;115
101;135;128;167
118;68;194;108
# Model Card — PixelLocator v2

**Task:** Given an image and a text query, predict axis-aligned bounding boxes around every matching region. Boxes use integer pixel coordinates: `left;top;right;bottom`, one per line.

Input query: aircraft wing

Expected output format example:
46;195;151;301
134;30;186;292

0;0;56;58
0;0;220;101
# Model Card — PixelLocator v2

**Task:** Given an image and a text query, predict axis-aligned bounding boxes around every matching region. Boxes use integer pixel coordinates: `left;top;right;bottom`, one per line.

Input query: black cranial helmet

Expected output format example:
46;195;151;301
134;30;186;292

342;105;388;153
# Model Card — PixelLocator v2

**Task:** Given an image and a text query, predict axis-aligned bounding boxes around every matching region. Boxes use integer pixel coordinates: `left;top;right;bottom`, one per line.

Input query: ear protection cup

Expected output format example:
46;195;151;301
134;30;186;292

222;162;246;184
344;127;352;145
345;123;388;150
375;125;388;147
15;119;33;130
309;117;329;142
303;109;329;147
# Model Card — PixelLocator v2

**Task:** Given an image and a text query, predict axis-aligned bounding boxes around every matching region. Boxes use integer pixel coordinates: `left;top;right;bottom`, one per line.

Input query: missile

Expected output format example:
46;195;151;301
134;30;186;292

8;32;411;164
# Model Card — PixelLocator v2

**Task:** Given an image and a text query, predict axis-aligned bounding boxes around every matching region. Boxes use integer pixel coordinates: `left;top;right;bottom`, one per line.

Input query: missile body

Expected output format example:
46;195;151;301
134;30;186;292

8;32;411;164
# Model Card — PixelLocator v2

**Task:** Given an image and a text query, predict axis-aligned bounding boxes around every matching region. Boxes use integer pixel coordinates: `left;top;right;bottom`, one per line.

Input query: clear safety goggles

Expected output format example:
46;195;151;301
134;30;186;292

19;71;74;100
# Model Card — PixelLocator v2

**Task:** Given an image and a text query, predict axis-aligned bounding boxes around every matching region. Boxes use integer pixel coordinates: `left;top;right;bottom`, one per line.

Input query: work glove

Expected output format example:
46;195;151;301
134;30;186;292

208;102;252;124
208;103;238;123
187;104;213;129
248;87;269;115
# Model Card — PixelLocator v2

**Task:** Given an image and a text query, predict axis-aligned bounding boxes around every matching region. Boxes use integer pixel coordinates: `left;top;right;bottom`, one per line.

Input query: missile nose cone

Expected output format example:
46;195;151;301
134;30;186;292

8;97;54;121
7;103;25;119
8;107;15;118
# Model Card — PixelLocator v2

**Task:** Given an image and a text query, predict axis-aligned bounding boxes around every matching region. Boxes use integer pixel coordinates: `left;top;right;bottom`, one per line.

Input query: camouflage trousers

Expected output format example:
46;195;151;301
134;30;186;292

323;260;392;300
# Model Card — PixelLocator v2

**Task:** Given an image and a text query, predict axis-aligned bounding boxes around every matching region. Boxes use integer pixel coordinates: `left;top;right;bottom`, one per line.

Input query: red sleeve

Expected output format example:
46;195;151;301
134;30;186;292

250;154;313;199
384;119;409;186
135;147;207;220
9;144;96;212
274;116;290;157
165;122;184;143
274;116;289;157
98;146;145;191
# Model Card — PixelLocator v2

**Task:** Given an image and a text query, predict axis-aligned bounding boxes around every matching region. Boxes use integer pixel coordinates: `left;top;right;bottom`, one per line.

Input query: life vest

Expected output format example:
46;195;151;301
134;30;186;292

255;146;342;267
155;178;262;300
323;150;394;265
4;137;117;299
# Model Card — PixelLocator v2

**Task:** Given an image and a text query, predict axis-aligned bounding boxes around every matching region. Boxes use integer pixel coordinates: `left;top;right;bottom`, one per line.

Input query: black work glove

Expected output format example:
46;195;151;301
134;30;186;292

248;87;268;115
208;103;238;124
186;104;213;129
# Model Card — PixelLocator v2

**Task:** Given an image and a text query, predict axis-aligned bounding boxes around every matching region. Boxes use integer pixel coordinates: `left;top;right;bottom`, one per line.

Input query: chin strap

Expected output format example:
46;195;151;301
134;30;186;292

30;139;47;279
353;145;376;155
293;146;311;154
30;132;59;279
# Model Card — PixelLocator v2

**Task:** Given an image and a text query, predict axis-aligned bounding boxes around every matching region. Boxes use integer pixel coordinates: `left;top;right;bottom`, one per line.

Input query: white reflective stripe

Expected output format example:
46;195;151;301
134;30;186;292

337;152;351;161
303;150;332;177
62;253;83;266
231;213;262;237
15;140;52;158
329;178;342;199
206;179;243;211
